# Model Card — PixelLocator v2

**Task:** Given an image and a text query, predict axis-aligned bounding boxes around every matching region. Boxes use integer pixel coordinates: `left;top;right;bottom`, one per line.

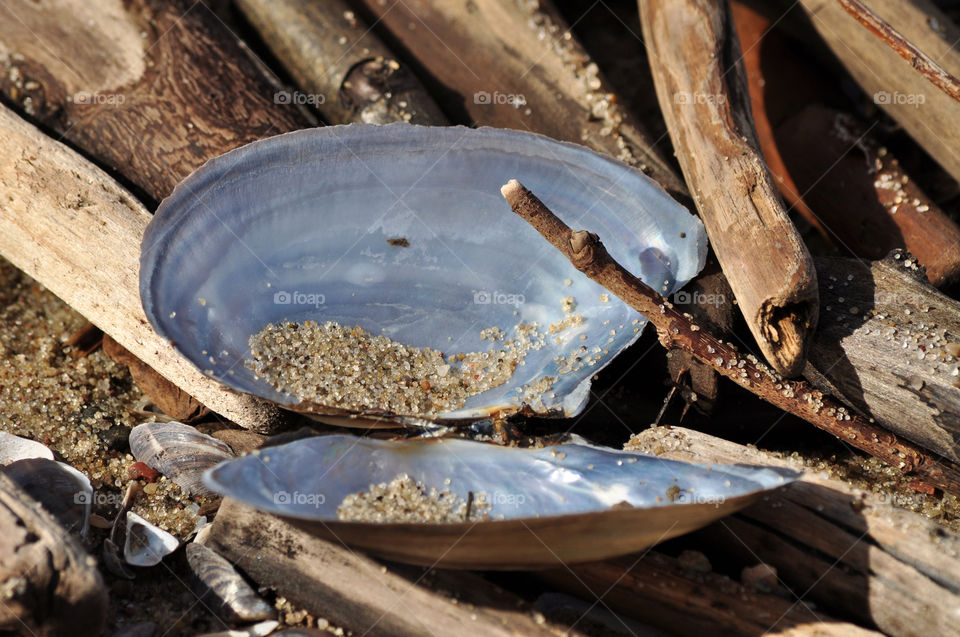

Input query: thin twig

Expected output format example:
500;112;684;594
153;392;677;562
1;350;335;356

500;179;960;495
839;0;960;103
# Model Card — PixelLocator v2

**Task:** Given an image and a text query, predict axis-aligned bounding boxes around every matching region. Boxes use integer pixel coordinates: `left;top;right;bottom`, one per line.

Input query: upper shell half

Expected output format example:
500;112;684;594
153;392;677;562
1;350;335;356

141;124;706;422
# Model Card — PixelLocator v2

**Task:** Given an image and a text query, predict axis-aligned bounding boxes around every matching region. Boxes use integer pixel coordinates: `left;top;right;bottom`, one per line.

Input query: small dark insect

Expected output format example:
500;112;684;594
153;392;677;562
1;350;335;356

387;237;410;247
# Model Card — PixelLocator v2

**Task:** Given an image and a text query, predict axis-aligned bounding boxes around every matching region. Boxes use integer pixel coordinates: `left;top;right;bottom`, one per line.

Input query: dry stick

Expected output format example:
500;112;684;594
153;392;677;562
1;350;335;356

500;179;960;495
839;0;960;103
638;0;818;377
236;0;447;125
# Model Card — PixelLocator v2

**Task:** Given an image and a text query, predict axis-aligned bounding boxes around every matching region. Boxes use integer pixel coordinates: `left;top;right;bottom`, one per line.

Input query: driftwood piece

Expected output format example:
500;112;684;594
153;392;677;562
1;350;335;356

0;0;311;199
0;473;107;636
103;335;209;423
64;322;104;358
839;0;960;103
0;0;316;429
542;549;880;636
797;0;960;184
0;104;281;431
733;1;960;288
807;253;960;463
638;0;819;377
729;0;831;243
236;0;446;125
776;105;960;287
352;0;686;196
500;179;960;494
207;499;579;637
625;426;960;637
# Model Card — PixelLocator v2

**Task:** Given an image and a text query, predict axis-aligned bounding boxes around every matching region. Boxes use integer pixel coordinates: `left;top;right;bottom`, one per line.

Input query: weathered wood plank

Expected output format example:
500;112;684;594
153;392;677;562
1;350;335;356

208;499;580;637
626;426;960;636
353;0;686;196
0;473;107;636
236;0;447;125
542;550;881;636
0;0;312;199
0;104;280;431
638;0;819;377
808;253;960;462
797;0;960;184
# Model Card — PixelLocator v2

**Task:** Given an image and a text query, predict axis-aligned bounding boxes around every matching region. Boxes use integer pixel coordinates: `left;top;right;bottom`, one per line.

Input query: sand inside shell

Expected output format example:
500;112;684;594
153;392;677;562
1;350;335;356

336;474;491;523
246;320;547;416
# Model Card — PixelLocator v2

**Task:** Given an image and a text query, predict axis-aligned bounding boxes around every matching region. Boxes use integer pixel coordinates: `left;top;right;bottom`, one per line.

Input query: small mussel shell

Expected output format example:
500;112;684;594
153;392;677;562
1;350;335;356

124;511;179;567
186;542;276;623
141;124;706;424
129;422;234;497
1;458;91;537
203;435;798;568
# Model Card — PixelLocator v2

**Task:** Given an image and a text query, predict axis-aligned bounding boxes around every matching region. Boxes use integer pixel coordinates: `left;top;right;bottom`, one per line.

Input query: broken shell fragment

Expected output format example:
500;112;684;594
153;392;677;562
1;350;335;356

124;511;179;567
186;542;276;623
129;422;234;497
203;435;797;568
141;123;706;425
0;431;55;464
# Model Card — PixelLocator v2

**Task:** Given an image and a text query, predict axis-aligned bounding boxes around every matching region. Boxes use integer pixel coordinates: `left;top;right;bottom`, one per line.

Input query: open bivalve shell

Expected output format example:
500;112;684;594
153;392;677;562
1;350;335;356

203;435;798;568
124;511;179;567
141;124;706;425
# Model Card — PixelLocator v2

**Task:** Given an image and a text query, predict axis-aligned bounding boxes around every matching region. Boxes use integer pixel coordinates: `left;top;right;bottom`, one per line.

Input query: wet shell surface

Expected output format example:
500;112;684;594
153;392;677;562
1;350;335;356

129;422;235;497
203;435;797;568
141;124;706;423
124;511;179;567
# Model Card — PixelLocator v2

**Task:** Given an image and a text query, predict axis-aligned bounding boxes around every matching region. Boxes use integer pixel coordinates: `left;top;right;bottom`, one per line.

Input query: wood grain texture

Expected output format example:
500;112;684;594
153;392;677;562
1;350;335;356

0;0;311;199
798;0;960;184
807;253;960;462
638;0;819;377
353;0;687;197
0;104;281;431
236;0;447;125
0;473;107;636
626;426;960;637
208;499;579;637
542;550;881;636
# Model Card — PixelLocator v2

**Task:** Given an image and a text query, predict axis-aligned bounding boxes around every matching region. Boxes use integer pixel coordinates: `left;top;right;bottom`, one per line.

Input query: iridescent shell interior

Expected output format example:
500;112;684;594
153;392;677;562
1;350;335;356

141;124;706;421
204;435;798;521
